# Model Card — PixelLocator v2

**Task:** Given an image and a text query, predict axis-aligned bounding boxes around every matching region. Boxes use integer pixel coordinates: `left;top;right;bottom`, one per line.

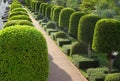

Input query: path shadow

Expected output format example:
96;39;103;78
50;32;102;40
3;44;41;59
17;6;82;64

48;54;72;81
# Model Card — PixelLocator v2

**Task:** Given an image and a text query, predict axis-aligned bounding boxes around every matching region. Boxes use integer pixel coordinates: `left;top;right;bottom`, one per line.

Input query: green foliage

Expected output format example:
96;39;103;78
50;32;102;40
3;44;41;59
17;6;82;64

50;6;57;21
59;8;75;29
46;22;56;29
68;12;85;38
72;54;99;69
35;1;42;12
78;14;101;44
55;31;68;40
87;67;107;81
9;15;31;22
70;41;88;55
53;6;63;24
10;3;22;10
105;73;120;81
113;54;120;70
45;5;53;19
0;25;48;81
11;8;27;13
57;38;71;47
39;3;46;14
92;19;120;53
42;3;48;16
9;11;28;18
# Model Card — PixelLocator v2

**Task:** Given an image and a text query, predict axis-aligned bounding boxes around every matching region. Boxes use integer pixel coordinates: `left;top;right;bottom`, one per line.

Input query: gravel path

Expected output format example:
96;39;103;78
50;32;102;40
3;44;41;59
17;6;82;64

28;12;88;81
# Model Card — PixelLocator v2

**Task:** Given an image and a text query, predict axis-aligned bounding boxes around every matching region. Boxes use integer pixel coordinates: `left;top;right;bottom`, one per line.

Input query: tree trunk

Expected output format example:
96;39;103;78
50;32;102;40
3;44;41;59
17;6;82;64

107;53;112;73
88;44;91;58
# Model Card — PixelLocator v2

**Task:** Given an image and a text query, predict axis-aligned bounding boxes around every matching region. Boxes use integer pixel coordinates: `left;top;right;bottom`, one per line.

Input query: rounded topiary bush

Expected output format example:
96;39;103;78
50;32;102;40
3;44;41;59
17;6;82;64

9;11;28;18
53;6;63;24
3;20;17;28
70;41;88;55
59;8;75;30
35;1;42;12
50;6;57;21
10;4;22;10
105;73;120;81
11;8;27;13
9;15;31;22
55;31;68;39
46;22;56;29
0;25;48;81
39;3;46;14
68;12;85;38
42;3;48;16
45;5;53;19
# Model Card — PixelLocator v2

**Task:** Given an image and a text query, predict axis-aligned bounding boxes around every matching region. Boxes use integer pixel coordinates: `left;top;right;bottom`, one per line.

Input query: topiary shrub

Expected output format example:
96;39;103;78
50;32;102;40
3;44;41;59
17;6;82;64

53;6;63;24
0;25;48;81
59;8;75;31
39;3;46;14
36;14;44;20
45;22;56;29
11;8;27;13
50;6;57;21
42;3;48;16
55;31;68;40
45;5;53;19
70;41;88;55
9;11;28;18
10;4;22;10
68;12;85;38
78;14;101;57
4;20;33;28
35;1;42;12
105;73;120;81
92;19;120;73
9;15;31;22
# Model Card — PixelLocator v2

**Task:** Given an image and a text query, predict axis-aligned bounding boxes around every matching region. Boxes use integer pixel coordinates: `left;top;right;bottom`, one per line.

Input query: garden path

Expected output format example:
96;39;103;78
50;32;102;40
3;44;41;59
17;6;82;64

28;12;88;81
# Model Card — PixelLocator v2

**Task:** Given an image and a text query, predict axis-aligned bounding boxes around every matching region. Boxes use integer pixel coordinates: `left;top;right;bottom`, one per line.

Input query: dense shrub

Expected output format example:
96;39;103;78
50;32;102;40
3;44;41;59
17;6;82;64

113;54;120;70
39;3;46;14
35;1;42;12
50;6;57;21
42;3;48;16
10;4;22;10
92;19;120;73
9;15;31;22
4;20;33;28
36;14;44;20
59;8;75;31
105;73;120;81
11;8;27;13
87;67;107;81
45;5;53;19
9;11;28;18
45;22;56;29
32;1;38;11
70;41;88;55
72;55;99;69
53;6;63;24
55;31;68;40
68;12;85;38
57;38;71;47
0;25;48;81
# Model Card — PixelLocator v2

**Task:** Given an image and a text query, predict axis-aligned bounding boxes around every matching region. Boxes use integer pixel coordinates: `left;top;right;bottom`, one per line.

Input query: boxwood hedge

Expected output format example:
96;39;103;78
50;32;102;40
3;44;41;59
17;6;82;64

0;25;48;81
11;8;27;13
68;12;85;38
50;6;57;21
10;4;22;11
59;8;75;31
35;1;42;12
105;73;120;81
45;5;53;19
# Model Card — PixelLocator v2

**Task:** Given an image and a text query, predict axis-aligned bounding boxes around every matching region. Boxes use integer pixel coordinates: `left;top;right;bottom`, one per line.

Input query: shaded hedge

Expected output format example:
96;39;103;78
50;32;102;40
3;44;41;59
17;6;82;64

59;8;75;30
11;8;27;13
50;6;57;21
0;25;48;81
10;4;22;11
42;3;48;16
9;15;31;22
45;5;53;19
105;73;120;81
68;12;85;38
4;20;33;28
55;31;68;40
39;3;46;14
35;1;42;12
53;6;63;24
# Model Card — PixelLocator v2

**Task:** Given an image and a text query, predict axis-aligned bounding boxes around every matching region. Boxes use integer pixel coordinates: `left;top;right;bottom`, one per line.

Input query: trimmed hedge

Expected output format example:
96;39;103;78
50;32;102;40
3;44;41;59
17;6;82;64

87;67;107;81
105;73;120;81
57;38;71;47
70;41;88;55
9;15;31;22
68;12;85;38
45;5;53;19
45;22;56;29
0;25;48;81
53;6;63;24
35;1;42;12
59;8;75;30
11;8;27;13
55;31;68;40
42;3;48;16
39;3;46;14
9;11;28;18
10;4;22;10
50;6;57;21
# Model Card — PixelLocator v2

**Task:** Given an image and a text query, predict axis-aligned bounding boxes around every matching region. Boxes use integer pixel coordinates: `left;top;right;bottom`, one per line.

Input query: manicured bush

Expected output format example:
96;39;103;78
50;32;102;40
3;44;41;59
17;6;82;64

113;54;120;70
62;45;71;55
45;5;53;19
87;67;107;81
42;3;48;16
11;8;27;13
92;19;120;73
39;3;46;14
59;8;75;31
4;20;33;28
9;11;28;18
70;41;88;55
57;38;71;47
105;73;120;81
32;1;38;11
35;1;42;12
45;22;56;29
50;6;57;21
53;6;63;24
10;4;22;10
9;15;31;22
68;12;85;38
36;14;44;20
55;31;68;40
0;25;48;81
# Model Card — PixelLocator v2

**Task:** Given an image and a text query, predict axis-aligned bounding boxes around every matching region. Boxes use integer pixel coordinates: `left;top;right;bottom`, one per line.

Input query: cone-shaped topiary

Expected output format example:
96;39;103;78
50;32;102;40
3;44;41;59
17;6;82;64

92;19;120;73
105;73;120;81
68;12;85;38
78;14;101;57
0;25;49;81
59;8;75;31
53;6;63;24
